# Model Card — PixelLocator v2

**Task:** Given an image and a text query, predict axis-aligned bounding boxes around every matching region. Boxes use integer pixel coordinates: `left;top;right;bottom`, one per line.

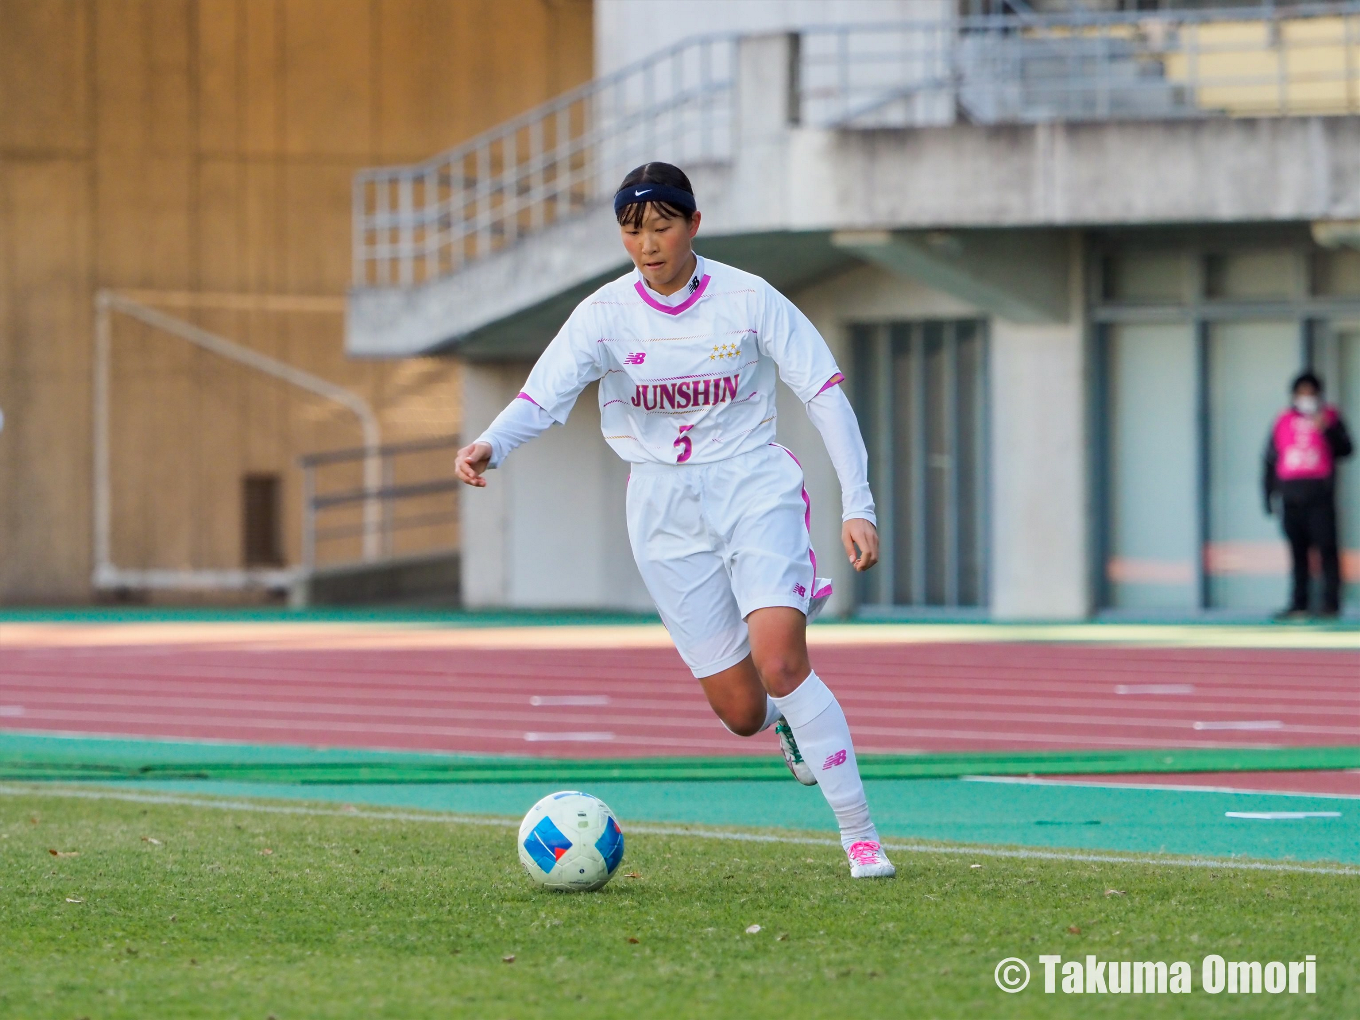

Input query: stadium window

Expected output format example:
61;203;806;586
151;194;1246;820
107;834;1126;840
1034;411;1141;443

243;474;284;567
851;320;989;612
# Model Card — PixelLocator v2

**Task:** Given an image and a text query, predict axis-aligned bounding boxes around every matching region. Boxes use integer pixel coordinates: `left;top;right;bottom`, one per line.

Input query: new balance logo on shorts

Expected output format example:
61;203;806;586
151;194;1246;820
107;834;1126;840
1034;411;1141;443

822;749;847;770
793;583;806;597
625;352;646;365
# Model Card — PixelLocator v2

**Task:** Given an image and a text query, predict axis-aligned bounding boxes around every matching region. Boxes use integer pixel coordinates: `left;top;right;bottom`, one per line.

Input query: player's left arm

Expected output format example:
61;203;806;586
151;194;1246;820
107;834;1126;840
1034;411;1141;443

806;385;878;572
758;287;878;572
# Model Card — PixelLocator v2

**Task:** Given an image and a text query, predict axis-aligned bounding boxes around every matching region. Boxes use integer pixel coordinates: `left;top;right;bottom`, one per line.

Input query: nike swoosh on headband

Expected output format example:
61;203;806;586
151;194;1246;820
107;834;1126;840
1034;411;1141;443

634;188;651;196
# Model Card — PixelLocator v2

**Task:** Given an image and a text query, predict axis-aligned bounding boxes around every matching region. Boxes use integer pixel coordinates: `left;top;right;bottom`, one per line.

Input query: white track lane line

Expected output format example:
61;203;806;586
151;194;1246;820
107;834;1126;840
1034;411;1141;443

0;715;740;751
2;683;1352;730
8;691;1353;737
0;783;1354;877
964;775;1360;800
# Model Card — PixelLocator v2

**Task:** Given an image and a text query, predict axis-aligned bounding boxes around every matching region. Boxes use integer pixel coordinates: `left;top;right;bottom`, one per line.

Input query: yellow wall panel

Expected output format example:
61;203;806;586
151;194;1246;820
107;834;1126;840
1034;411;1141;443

145;0;194;153
95;155;194;287
198;158;243;290
0;159;93;596
0;0;592;600
197;0;241;152
241;0;283;155
282;161;354;293
95;0;152;152
0;0;92;152
282;0;372;157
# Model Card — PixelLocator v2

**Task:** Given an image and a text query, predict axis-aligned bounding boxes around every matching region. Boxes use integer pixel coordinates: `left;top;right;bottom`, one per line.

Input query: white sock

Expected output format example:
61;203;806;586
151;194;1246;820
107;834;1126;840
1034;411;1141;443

771;671;878;850
720;695;782;736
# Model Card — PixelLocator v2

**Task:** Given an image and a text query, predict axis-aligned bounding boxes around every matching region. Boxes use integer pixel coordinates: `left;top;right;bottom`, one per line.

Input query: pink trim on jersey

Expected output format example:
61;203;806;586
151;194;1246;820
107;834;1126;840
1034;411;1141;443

516;391;541;407
771;444;833;601
633;274;711;316
815;372;845;396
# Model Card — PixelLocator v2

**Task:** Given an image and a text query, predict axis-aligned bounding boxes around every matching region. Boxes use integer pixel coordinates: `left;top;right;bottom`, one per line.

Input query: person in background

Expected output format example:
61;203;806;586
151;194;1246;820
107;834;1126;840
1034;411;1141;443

1264;371;1353;619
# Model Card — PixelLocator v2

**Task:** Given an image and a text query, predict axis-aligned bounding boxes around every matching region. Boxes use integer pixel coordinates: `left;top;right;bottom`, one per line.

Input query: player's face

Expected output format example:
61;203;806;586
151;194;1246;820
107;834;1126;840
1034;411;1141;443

620;204;702;295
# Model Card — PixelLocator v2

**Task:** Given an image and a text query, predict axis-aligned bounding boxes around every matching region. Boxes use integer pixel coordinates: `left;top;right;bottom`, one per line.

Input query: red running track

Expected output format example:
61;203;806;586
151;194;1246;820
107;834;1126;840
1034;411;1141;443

0;641;1355;757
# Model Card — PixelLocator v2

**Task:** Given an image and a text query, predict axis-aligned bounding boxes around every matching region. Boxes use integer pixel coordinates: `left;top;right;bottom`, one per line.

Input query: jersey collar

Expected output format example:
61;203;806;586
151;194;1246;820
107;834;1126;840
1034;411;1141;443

634;256;710;316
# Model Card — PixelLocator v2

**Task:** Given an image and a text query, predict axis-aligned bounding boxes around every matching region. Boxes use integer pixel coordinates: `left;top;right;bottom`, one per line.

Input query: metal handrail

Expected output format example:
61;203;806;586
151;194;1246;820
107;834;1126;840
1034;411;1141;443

300;433;461;468
353;3;1360;292
800;2;1360;128
353;33;737;289
300;433;461;572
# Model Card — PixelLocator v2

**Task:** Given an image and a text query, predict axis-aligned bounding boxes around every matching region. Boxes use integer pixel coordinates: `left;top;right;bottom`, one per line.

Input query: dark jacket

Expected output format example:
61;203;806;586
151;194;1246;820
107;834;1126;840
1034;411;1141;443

1263;406;1354;510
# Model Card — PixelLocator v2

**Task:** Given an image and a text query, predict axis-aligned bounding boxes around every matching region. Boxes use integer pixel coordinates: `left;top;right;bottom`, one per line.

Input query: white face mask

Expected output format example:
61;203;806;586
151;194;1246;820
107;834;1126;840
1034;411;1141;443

1294;395;1320;415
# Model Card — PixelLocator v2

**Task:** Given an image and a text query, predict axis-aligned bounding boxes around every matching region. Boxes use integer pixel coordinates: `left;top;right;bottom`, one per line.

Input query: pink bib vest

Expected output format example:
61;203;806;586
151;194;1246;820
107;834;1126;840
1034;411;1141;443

1272;406;1337;481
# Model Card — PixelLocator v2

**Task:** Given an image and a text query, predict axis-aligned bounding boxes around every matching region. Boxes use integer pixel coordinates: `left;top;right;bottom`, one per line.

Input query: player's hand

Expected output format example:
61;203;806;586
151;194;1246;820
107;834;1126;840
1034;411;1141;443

455;441;493;487
842;518;879;572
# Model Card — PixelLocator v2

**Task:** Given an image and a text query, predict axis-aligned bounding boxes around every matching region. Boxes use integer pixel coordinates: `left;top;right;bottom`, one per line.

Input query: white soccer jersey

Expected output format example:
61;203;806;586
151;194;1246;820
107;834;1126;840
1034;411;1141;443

519;257;843;466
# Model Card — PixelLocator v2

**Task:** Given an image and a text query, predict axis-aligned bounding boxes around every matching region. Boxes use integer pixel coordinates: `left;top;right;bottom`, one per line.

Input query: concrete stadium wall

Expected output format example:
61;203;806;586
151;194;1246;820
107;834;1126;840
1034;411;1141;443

594;0;947;78
0;0;592;601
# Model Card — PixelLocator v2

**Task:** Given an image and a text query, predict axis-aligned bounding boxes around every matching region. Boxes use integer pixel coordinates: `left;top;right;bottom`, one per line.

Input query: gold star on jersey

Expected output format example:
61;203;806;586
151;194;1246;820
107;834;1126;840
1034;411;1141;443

709;342;741;361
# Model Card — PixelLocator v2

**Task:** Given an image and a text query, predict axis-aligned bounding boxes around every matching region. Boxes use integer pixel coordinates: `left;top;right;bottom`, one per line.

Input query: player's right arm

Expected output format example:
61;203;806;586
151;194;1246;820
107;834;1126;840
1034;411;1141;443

455;300;604;488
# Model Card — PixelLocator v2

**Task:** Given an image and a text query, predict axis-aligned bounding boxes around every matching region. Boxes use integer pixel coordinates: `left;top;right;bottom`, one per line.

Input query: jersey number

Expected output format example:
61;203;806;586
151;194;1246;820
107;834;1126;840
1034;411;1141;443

674;425;694;464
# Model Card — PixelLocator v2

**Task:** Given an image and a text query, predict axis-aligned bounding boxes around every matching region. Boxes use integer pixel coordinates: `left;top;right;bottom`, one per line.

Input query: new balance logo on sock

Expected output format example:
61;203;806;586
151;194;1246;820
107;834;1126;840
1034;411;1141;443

822;749;847;770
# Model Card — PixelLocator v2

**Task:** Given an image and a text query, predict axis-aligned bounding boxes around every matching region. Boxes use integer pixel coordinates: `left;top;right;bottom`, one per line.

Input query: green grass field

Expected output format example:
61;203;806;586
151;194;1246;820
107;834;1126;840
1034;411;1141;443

1;786;1356;1020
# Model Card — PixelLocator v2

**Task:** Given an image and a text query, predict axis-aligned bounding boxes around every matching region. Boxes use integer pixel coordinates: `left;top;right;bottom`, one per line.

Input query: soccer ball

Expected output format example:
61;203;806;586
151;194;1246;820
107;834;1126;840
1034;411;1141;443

518;791;624;891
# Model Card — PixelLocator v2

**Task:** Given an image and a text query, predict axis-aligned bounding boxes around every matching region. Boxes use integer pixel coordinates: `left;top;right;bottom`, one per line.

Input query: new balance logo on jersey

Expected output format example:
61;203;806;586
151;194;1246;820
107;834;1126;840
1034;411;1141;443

822;749;847;770
624;352;646;365
631;374;739;410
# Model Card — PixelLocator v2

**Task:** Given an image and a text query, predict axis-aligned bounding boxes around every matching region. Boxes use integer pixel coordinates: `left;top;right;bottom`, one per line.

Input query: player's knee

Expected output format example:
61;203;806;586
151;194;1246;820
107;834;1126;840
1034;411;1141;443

754;653;809;696
718;702;766;737
722;713;763;738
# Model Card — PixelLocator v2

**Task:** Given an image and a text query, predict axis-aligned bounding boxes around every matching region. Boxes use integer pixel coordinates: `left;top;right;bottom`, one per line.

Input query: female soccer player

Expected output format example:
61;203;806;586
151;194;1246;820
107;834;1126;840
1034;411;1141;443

455;163;893;878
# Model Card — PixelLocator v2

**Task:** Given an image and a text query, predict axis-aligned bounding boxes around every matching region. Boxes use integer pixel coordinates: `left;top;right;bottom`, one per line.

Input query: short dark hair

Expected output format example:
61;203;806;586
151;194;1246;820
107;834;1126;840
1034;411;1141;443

615;162;695;229
1292;370;1324;394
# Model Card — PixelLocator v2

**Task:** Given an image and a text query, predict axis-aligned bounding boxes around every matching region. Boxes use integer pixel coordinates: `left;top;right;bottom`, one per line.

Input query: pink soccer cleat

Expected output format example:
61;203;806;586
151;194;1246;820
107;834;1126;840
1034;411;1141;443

846;840;895;879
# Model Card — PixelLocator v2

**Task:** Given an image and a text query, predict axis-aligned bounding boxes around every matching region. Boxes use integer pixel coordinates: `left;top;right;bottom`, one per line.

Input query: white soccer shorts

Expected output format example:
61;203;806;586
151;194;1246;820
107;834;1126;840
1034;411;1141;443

626;442;833;678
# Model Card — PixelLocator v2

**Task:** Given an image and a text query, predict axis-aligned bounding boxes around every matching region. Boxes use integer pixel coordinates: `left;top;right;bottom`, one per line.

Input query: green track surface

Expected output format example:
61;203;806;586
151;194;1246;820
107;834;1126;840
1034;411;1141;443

2;732;1358;784
2;734;1356;863
0;786;1355;1019
0;605;1355;628
119;775;1357;865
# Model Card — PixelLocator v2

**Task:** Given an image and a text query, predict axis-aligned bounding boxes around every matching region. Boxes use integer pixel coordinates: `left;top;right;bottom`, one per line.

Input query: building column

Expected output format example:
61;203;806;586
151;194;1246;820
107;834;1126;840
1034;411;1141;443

988;233;1091;620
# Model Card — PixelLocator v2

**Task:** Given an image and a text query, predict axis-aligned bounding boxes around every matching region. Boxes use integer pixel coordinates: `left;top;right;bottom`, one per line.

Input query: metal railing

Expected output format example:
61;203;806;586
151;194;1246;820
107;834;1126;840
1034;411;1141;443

300;434;462;572
801;3;1360;128
353;34;736;289
354;4;1360;292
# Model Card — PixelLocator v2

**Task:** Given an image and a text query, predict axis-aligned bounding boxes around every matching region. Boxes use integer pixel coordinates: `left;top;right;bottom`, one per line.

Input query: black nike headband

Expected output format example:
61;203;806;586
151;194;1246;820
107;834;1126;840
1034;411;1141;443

613;182;697;217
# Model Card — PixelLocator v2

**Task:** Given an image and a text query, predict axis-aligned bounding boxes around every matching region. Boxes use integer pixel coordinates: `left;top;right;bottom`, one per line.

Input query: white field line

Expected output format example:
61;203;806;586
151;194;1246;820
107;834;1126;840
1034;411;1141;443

964;775;1360;800
0;783;1356;878
1225;811;1342;820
